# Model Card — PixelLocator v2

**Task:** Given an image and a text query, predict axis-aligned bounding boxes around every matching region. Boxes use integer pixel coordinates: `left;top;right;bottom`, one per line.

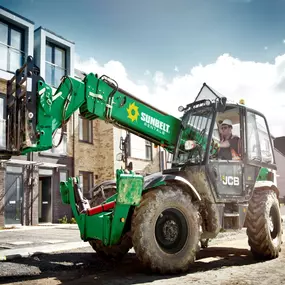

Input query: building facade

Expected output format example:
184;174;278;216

0;6;75;226
0;6;162;227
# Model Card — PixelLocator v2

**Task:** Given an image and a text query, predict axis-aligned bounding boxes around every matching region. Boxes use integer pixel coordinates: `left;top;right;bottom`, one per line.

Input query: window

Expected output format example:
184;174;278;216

59;170;68;182
0;20;25;72
45;41;66;87
247;112;274;164
145;140;152;160
0;95;6;149
79;171;94;197
79;116;93;143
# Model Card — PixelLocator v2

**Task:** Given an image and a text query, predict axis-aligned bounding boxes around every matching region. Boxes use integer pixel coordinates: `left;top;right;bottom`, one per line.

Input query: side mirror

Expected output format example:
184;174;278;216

184;140;197;150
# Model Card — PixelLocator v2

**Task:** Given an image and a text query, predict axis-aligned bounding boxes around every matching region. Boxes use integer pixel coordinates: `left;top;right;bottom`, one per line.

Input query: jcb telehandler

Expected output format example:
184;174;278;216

0;56;282;274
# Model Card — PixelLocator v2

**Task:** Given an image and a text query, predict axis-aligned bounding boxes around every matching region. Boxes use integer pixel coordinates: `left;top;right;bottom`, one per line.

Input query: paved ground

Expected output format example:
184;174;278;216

1;228;285;285
0;207;284;284
0;224;89;260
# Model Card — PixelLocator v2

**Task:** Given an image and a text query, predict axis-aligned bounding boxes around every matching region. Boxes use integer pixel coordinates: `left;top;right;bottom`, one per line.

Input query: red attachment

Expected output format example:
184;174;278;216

87;201;116;216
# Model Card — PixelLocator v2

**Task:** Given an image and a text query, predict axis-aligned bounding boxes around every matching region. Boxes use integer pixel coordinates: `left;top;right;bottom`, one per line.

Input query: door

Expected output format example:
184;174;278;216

5;173;23;224
208;160;243;196
207;105;245;197
38;176;52;223
243;110;275;187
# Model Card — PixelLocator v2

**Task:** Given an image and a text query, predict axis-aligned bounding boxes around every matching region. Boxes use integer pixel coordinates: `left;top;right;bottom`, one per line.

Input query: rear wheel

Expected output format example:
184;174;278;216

131;185;200;274
246;189;282;259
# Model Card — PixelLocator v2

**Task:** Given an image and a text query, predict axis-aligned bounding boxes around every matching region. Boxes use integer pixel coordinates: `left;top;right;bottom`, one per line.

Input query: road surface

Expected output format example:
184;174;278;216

1;227;285;285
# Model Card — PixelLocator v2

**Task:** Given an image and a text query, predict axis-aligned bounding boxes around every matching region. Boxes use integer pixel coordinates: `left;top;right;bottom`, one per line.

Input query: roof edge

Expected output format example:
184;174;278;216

35;26;75;45
0;5;34;25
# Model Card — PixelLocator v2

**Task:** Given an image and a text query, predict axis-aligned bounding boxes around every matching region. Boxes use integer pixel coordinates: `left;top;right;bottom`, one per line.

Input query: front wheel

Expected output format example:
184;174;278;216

131;185;201;274
246;189;282;259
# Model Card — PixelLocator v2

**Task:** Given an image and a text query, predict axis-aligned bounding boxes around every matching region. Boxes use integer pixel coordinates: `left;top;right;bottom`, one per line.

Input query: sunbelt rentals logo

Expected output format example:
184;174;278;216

126;102;170;134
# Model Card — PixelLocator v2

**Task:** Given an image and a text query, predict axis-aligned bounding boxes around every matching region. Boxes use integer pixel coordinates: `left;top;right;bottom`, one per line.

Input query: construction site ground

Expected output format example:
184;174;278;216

0;219;285;285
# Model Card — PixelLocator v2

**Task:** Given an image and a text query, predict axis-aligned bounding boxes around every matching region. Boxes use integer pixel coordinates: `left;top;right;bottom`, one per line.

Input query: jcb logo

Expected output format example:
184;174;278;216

222;176;240;186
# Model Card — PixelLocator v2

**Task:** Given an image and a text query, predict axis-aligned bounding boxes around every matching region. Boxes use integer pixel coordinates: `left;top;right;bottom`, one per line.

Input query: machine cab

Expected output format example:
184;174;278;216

172;83;276;200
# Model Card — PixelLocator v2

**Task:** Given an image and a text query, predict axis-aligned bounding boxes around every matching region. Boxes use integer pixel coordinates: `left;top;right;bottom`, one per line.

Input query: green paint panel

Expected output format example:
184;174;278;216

21;72;181;154
257;167;269;181
109;204;130;244
82;73;181;151
60;177;113;243
117;174;144;206
108;172;144;244
22;77;87;154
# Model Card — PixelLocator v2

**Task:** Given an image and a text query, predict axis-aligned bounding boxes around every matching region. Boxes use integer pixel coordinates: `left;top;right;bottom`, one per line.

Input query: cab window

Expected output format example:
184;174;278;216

246;111;274;164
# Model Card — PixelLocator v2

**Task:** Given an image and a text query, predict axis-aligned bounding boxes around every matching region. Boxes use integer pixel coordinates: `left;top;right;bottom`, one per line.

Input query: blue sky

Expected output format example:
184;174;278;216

1;0;285;81
1;0;285;136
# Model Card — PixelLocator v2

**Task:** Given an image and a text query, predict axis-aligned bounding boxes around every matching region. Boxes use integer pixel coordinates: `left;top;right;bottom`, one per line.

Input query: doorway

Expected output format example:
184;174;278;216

5;172;23;225
38;176;52;223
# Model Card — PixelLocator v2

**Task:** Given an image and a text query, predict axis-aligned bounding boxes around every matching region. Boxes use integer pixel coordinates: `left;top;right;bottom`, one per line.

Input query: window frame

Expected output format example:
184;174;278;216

79;171;94;198
0;19;25;73
45;40;67;87
145;140;152;161
78;115;93;144
0;92;6;150
245;108;276;169
59;169;69;183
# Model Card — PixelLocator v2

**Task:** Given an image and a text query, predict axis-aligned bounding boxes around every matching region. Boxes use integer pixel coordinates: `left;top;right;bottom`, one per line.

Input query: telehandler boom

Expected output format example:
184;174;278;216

0;56;282;274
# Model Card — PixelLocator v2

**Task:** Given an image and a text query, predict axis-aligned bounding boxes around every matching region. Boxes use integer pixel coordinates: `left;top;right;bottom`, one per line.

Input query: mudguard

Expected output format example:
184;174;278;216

254;180;280;198
143;172;201;201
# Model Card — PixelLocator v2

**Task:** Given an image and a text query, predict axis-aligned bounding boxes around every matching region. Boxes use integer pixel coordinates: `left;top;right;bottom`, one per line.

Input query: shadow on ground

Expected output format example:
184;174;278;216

0;246;265;284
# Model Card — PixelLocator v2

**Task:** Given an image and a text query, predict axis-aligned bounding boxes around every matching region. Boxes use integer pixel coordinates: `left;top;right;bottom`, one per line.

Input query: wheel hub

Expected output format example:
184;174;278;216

155;208;188;254
162;220;179;242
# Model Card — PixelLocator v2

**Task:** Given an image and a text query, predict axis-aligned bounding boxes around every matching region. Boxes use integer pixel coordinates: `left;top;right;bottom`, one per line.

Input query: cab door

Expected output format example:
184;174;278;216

207;105;245;198
243;110;276;187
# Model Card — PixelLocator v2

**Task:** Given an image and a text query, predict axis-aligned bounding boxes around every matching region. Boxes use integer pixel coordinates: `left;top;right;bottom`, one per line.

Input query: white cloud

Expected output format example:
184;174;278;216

264;46;268;50
174;66;179;72
75;53;285;137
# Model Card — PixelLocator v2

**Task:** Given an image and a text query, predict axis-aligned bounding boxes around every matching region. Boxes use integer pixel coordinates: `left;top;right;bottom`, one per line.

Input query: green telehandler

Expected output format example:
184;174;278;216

0;56;282;274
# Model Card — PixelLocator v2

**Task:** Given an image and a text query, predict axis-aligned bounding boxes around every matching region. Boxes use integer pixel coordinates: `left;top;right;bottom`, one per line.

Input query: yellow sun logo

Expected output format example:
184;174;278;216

126;102;139;122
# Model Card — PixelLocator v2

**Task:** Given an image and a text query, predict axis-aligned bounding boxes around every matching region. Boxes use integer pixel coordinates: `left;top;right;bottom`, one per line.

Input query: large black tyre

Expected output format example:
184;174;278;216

246;189;282;259
88;185;132;261
89;232;132;261
131;185;201;274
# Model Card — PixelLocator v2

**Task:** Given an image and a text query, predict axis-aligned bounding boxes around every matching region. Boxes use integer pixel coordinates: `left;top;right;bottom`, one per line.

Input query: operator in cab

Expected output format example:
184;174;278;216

218;119;241;160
